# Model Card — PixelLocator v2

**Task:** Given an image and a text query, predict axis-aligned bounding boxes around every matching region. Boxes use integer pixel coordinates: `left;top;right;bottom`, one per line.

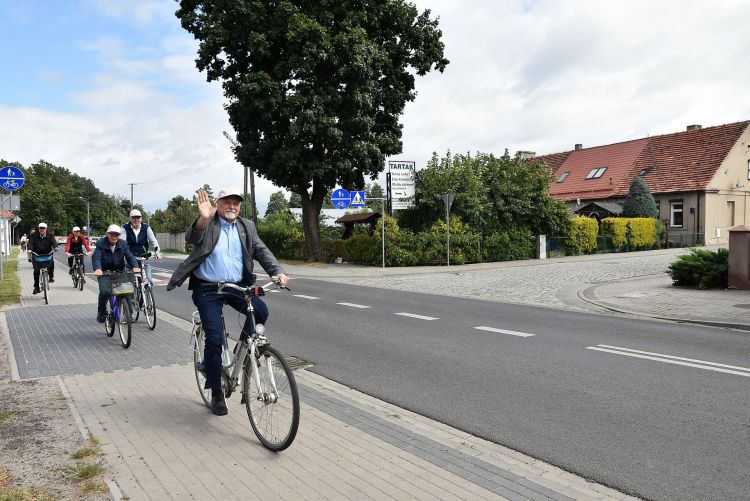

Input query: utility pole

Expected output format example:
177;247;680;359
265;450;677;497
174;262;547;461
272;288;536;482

223;131;257;225
127;183;141;210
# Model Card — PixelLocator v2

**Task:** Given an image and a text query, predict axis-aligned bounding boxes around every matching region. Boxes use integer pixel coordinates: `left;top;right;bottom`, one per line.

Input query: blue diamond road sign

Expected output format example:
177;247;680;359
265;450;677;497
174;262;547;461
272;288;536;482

0;166;25;191
349;191;366;207
331;189;351;209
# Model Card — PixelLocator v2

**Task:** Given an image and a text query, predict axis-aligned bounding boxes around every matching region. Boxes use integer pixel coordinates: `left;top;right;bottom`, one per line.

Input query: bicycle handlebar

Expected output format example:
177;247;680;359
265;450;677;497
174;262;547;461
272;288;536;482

214;277;291;296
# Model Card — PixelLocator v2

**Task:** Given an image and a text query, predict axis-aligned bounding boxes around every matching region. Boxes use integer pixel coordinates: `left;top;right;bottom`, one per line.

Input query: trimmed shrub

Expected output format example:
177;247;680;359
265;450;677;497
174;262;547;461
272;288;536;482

601;217;656;251
667;248;728;289
563;217;598;255
483;229;534;261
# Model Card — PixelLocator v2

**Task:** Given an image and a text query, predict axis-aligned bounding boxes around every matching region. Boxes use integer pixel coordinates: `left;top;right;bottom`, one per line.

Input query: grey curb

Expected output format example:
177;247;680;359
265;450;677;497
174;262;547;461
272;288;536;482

579;283;750;332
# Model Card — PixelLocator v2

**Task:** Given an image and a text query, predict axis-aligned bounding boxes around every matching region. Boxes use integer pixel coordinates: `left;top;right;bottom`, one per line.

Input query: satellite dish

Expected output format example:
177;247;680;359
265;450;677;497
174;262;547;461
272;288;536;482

736;179;745;189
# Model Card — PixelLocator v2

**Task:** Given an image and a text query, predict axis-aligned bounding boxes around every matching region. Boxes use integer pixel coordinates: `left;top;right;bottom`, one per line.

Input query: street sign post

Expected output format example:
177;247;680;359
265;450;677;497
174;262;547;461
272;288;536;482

331;189;351;209
443;193;455;266
0;166;25;191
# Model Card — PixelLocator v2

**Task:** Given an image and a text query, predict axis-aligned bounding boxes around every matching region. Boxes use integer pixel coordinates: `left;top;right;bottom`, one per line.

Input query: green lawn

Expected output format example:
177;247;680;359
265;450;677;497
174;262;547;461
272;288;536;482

0;248;20;307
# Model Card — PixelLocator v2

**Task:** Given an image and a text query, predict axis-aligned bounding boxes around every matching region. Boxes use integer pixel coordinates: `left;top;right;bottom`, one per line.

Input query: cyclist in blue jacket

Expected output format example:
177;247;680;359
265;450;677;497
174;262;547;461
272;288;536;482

92;225;140;323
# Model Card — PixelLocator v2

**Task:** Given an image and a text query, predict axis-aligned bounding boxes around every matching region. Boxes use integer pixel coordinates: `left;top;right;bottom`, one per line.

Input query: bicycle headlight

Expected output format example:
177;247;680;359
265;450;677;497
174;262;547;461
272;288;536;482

255;324;265;335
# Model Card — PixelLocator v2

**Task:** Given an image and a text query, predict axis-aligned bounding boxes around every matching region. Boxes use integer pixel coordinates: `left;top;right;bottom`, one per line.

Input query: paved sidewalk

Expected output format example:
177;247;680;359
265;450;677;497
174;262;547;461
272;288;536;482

3;253;637;500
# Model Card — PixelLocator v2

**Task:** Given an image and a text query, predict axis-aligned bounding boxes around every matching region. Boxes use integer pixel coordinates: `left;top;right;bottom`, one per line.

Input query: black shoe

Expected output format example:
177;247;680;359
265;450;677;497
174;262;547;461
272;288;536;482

69;268;74;275
32;287;40;294
211;394;228;416
97;314;105;323
49;278;55;283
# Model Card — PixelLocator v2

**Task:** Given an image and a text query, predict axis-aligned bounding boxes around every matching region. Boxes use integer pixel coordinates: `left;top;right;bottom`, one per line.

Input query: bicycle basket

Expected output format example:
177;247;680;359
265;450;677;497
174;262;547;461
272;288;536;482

33;254;53;263
106;272;136;296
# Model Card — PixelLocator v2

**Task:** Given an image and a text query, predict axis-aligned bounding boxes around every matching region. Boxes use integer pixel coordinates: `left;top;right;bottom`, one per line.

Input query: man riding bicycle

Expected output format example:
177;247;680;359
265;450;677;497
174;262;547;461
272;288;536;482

92;225;141;323
65;226;92;274
167;187;289;416
26;222;58;294
120;209;162;284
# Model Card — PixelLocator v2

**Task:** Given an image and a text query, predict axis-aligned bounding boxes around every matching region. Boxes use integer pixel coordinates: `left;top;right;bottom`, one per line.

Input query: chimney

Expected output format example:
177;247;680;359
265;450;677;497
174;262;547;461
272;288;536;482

517;151;536;160
686;124;702;131
574;143;583;150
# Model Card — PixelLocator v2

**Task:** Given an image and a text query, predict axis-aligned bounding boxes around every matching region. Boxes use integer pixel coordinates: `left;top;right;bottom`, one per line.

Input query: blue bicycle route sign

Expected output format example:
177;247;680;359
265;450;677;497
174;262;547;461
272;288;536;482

0;166;25;191
331;188;351;209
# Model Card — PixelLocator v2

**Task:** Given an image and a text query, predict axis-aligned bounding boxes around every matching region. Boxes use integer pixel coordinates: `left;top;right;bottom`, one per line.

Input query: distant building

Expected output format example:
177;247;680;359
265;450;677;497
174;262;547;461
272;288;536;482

289;208;373;227
531;121;750;245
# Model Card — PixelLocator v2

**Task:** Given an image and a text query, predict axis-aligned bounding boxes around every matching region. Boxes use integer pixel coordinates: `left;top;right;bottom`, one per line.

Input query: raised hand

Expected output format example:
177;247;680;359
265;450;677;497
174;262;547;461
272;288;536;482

195;189;216;221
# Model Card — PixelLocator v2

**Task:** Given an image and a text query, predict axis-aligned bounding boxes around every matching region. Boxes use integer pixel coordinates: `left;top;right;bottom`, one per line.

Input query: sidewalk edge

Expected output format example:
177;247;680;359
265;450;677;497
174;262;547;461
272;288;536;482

579;284;750;332
0;311;21;381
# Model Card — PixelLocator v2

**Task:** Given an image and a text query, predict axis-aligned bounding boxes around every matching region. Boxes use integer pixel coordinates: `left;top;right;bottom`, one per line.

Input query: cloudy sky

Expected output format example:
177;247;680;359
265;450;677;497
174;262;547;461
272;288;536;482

1;0;748;214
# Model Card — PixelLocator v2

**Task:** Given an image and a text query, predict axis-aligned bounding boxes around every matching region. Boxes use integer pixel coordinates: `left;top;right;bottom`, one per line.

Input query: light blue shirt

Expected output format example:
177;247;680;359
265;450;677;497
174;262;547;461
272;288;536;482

194;218;244;283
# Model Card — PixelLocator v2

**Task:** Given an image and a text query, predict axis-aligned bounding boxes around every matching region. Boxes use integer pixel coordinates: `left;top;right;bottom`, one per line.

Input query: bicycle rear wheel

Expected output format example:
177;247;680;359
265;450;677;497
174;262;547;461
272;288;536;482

193;325;211;408
104;297;115;337
42;271;49;305
143;285;156;330
242;345;299;452
117;297;132;348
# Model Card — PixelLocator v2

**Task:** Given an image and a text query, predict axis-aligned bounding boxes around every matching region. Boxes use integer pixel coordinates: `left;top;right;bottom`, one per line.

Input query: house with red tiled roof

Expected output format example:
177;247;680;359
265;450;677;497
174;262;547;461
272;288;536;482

530;121;750;245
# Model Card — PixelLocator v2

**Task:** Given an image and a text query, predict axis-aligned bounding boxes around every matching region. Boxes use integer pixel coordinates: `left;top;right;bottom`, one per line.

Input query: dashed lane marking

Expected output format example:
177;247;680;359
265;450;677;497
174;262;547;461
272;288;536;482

294;295;320;300
587;344;750;378
474;326;536;337
336;302;371;309
394;312;439;321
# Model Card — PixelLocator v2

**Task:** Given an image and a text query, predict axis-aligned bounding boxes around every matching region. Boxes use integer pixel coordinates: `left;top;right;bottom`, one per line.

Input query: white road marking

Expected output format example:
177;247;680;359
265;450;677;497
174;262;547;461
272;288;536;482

336;302;371;309
294;295;319;300
587;344;750;378
474;326;535;337
394;312;439;320
152;272;172;278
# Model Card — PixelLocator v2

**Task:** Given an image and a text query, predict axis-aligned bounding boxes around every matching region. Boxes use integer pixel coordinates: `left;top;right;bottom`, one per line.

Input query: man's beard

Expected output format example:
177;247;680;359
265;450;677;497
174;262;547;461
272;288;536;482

221;210;239;222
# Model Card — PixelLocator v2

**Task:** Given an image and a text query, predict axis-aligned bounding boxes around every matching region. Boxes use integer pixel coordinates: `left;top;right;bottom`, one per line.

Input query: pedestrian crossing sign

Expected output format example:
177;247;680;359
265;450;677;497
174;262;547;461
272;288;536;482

350;191;366;207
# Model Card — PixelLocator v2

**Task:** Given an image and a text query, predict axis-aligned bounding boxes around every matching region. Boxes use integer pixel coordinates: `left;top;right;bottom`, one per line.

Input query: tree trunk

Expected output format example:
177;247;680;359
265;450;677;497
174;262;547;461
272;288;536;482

300;181;326;262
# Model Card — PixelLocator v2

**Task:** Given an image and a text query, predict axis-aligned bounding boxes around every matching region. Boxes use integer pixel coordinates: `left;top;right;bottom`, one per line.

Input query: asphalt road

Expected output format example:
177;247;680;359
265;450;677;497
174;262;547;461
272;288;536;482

73;252;750;501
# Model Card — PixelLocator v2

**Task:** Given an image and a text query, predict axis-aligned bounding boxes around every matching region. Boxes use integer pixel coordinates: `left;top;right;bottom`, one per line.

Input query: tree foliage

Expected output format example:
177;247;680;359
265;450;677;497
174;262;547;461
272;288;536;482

3;159;128;238
150;195;197;233
265;191;289;217
398;151;570;237
176;0;448;260
622;176;658;218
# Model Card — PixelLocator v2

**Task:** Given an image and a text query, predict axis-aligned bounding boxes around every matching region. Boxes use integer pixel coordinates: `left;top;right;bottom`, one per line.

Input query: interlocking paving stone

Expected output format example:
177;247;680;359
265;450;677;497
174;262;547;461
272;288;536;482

6;304;190;379
300;383;573;501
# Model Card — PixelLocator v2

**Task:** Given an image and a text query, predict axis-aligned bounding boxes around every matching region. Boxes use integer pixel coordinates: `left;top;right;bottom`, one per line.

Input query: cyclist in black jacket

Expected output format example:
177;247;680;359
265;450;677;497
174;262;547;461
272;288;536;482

26;222;58;294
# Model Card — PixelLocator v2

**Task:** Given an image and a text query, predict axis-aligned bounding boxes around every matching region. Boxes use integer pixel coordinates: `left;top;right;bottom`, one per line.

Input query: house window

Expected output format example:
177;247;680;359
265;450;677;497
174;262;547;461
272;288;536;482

655;201;660;217
670;201;683;228
585;167;608;180
556;171;569;183
728;201;736;226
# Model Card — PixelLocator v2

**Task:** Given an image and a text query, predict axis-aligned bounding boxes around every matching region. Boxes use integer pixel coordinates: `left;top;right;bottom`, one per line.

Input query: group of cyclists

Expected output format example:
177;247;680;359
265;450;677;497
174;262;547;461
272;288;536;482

23;209;163;322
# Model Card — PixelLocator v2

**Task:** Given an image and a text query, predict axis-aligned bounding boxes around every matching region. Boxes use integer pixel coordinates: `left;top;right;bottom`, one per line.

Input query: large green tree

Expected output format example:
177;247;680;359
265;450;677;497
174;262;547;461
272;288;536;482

176;0;448;261
622;176;658;218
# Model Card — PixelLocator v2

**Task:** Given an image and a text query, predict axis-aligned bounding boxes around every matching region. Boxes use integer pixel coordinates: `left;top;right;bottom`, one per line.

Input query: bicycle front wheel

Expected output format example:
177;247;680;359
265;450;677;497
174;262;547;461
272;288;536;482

78;265;85;291
42;272;49;305
104;297;115;337
131;286;141;322
117;297;132;348
143;285;156;330
242;345;299;452
72;271;79;289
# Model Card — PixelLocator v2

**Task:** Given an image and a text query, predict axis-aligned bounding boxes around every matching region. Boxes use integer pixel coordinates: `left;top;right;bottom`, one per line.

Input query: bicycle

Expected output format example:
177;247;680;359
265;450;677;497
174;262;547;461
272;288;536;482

100;271;135;349
190;278;299;451
132;253;156;330
70;253;86;291
31;251;54;305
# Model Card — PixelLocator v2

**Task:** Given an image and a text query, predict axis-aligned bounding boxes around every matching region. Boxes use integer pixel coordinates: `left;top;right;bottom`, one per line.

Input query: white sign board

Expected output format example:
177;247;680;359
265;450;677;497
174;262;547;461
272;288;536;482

389;161;415;209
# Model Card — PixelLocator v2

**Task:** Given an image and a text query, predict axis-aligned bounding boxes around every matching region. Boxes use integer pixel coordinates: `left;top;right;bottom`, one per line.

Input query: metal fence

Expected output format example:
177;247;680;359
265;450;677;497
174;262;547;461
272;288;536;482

546;233;705;257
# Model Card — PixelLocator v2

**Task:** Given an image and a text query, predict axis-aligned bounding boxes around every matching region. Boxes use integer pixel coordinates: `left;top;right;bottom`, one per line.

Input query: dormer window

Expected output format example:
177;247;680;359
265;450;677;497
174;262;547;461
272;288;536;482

556;171;569;183
638;166;654;177
585;167;608;180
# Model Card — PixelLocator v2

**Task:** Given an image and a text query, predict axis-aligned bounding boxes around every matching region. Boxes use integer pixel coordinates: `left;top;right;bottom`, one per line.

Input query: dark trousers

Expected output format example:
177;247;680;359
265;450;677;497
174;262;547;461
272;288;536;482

192;287;269;392
32;261;54;288
68;255;85;271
